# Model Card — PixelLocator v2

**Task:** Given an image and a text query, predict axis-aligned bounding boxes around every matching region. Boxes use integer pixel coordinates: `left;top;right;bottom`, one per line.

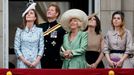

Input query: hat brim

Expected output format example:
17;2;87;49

60;9;88;32
22;3;36;17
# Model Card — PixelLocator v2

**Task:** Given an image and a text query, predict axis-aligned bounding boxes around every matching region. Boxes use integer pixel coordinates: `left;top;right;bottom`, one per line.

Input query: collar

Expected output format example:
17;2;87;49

47;20;58;27
24;25;36;33
112;29;127;36
112;30;119;36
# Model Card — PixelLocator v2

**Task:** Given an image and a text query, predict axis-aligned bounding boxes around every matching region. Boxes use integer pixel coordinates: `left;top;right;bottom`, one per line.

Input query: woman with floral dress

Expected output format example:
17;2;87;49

14;3;44;68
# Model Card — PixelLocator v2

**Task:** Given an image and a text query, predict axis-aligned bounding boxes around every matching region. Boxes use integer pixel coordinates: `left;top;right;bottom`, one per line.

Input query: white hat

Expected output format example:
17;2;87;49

60;9;88;32
22;2;36;17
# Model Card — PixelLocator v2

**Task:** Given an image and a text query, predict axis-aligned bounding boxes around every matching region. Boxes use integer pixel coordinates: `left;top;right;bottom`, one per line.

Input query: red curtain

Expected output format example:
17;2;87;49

0;69;133;75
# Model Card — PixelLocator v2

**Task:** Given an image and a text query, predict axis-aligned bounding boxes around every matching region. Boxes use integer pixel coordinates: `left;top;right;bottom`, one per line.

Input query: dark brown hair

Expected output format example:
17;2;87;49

88;15;102;35
19;9;38;29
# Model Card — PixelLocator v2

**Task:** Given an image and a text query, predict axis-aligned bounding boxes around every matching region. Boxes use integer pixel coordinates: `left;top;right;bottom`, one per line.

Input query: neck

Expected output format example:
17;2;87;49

115;26;121;31
26;22;34;29
69;29;78;41
48;18;56;22
71;29;78;35
88;26;96;34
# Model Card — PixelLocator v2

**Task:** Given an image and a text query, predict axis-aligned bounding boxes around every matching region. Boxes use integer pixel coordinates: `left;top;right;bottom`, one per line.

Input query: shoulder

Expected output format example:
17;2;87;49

64;33;69;37
125;29;132;36
15;27;23;36
104;30;113;39
58;26;65;31
37;23;47;28
35;26;43;32
80;31;88;37
105;30;114;36
39;23;45;25
98;33;104;39
16;27;22;33
99;33;103;37
125;29;131;33
82;31;87;34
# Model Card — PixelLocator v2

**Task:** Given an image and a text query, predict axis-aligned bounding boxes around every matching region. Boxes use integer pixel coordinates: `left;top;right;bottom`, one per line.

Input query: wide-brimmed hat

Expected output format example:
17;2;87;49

22;2;36;17
60;9;88;32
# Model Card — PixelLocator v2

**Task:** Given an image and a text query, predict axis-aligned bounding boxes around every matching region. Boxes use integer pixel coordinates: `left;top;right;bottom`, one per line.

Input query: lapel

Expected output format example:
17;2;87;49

66;31;81;49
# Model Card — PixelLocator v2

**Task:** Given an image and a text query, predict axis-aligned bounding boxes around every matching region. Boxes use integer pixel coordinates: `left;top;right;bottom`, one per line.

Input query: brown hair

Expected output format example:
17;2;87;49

19;9;38;29
111;11;125;39
48;3;61;18
88;15;101;35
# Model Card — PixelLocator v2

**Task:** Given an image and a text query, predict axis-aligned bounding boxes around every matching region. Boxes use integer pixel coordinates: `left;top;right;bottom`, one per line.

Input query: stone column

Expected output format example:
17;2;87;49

3;0;9;68
100;0;121;35
0;0;3;68
122;0;134;39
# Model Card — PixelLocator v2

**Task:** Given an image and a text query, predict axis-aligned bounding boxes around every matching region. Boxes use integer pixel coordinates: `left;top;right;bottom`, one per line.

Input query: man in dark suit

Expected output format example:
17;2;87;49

38;3;65;69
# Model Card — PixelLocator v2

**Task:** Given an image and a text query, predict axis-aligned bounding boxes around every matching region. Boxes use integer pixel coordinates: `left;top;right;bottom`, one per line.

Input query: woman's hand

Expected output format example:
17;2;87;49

115;60;123;68
87;63;91;68
108;60;115;68
30;60;39;68
63;50;72;59
19;55;32;67
30;56;41;68
91;63;97;68
22;59;32;67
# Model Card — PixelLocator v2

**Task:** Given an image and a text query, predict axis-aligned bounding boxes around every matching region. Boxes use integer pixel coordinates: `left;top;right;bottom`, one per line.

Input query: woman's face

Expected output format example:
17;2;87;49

112;14;123;27
88;17;96;27
69;18;81;30
26;9;36;22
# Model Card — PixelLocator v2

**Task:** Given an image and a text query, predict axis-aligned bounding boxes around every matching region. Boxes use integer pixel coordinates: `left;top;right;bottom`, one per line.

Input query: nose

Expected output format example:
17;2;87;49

89;19;93;22
115;19;118;21
90;18;94;21
47;10;51;13
27;13;30;16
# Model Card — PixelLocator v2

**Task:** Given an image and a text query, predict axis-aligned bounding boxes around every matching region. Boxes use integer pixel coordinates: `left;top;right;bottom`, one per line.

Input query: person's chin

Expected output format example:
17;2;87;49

47;15;52;18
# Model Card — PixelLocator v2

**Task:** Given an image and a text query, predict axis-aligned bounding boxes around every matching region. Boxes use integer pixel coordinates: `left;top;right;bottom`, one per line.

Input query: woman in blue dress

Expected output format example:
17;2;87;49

14;3;44;68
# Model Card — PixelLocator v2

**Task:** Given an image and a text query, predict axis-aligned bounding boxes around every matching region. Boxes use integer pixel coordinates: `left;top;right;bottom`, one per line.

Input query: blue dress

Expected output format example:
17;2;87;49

14;25;44;68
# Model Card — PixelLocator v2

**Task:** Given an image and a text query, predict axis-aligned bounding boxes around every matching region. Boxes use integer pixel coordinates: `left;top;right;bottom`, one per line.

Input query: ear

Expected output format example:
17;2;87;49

78;21;83;27
55;12;59;17
34;17;36;21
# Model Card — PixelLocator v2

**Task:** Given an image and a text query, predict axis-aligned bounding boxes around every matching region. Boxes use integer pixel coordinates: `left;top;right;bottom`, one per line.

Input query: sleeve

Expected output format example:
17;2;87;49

60;46;65;58
71;32;88;56
38;28;44;56
60;35;66;57
103;32;110;54
14;28;23;57
125;30;133;54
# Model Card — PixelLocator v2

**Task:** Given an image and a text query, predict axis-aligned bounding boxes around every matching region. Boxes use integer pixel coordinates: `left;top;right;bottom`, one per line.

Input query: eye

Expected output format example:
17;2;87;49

30;11;34;14
88;18;91;21
113;17;116;19
92;17;96;20
117;17;121;20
